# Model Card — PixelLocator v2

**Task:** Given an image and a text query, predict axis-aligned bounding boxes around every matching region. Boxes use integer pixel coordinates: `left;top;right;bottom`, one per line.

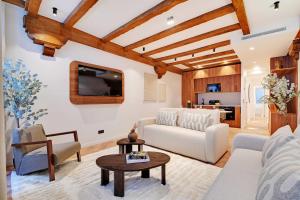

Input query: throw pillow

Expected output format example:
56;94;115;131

156;110;177;126
178;111;211;132
294;125;300;138
261;125;294;166
256;139;300;200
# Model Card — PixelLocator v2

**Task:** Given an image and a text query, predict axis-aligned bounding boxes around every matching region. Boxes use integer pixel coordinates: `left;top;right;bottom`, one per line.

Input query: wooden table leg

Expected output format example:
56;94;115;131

126;144;132;153
161;164;166;185
138;144;143;152
114;171;124;197
101;169;109;185
119;145;123;154
141;169;150;178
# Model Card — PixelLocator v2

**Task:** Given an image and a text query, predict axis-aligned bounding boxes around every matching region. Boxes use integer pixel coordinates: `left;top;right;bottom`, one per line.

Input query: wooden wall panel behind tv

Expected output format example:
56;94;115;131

70;61;124;104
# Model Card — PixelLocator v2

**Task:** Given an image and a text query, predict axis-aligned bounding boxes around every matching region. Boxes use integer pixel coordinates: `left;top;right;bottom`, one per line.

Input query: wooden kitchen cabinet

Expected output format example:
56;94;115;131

194;74;241;93
182;64;241;107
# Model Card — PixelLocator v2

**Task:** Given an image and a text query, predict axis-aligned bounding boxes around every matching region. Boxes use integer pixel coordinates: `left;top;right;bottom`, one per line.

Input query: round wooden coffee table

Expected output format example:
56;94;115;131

117;138;145;154
96;152;170;197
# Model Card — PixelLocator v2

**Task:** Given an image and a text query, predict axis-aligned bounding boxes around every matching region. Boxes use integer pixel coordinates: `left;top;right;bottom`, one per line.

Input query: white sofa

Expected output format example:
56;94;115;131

137;108;229;164
203;134;269;200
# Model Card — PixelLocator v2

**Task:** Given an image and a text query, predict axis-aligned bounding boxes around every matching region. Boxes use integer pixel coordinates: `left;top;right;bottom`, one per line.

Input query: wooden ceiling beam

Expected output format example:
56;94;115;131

143;23;240;56
2;0;25;8
184;59;241;71
232;0;250;35
156;40;231;61
170;49;235;65
189;55;239;66
64;0;99;28
103;0;187;41
126;4;235;50
24;15;182;75
25;0;42;17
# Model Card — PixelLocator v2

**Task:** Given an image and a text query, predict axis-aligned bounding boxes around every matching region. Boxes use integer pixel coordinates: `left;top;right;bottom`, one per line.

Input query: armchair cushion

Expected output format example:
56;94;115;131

13;124;47;154
27;141;81;165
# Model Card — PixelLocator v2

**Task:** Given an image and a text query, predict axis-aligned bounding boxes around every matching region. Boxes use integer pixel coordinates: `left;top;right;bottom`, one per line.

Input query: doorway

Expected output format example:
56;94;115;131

244;74;269;132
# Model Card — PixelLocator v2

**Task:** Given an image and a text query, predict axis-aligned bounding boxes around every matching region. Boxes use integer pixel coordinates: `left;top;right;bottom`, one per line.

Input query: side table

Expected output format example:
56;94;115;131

116;138;145;154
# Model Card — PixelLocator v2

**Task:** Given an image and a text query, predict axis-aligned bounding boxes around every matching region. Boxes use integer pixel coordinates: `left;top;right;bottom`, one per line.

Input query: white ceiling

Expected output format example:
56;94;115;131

39;0;81;22
37;0;300;71
232;0;300;73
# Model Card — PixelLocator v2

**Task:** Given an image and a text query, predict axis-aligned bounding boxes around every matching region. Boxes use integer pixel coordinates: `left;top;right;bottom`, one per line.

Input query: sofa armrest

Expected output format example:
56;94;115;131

205;123;229;164
232;133;269;152
137;117;156;139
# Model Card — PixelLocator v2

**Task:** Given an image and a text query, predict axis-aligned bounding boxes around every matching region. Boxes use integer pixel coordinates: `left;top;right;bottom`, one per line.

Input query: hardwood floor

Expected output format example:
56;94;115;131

6;125;269;199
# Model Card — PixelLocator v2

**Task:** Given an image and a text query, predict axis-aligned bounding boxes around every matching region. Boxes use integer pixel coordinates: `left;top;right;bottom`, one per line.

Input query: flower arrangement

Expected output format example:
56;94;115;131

260;73;299;115
3;59;48;128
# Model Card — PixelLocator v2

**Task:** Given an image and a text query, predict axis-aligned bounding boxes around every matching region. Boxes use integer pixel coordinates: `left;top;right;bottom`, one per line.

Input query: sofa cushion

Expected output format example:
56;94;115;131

156;110;177;126
261;125;294;166
178;109;220;125
143;124;206;160
26;141;81;165
179;111;211;131
13;124;47;154
204;149;262;200
256;139;300;200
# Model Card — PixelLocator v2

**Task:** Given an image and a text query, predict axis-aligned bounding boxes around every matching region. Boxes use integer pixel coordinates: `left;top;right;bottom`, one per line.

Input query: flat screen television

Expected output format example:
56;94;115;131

207;83;221;92
78;65;123;96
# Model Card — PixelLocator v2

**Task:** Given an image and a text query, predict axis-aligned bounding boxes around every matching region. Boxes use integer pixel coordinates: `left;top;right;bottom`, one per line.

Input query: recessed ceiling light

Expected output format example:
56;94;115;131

113;75;119;79
249;46;255;51
274;1;280;11
166;16;175;26
52;7;58;16
253;61;257;64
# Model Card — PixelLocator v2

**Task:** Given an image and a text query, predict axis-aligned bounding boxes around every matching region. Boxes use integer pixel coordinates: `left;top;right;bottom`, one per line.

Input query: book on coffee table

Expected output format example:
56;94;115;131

126;151;150;164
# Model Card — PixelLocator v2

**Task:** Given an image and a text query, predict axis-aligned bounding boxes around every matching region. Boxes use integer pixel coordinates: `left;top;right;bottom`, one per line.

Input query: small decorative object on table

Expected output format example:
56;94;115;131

128;123;138;142
187;100;192;108
126;151;150;164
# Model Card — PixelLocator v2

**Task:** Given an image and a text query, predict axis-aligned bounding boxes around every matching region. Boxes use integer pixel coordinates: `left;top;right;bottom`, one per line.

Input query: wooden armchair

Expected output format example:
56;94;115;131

11;124;81;181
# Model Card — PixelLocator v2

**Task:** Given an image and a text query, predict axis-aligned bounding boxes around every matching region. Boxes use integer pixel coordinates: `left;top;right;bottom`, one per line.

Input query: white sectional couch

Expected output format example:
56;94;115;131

203;134;269;200
137;108;229;164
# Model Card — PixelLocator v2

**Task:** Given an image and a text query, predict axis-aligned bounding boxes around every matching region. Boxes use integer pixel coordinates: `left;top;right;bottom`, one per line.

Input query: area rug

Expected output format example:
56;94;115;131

11;146;221;200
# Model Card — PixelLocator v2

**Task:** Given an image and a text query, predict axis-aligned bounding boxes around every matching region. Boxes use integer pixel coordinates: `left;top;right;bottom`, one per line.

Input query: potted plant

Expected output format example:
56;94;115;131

3;59;48;128
260;73;299;115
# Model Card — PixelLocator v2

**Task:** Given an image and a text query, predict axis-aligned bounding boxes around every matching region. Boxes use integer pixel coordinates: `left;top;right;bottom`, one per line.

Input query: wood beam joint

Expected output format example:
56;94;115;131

23;14;182;74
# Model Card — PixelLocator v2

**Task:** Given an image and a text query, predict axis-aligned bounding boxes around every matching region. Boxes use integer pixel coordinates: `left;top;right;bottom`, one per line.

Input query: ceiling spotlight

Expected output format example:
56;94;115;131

166;16;175;26
249;46;255;51
52;7;58;16
274;1;280;11
142;47;146;52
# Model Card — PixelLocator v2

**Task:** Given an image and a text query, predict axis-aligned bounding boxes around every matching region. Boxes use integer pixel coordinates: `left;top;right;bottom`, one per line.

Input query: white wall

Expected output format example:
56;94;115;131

4;5;182;147
0;2;7;200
